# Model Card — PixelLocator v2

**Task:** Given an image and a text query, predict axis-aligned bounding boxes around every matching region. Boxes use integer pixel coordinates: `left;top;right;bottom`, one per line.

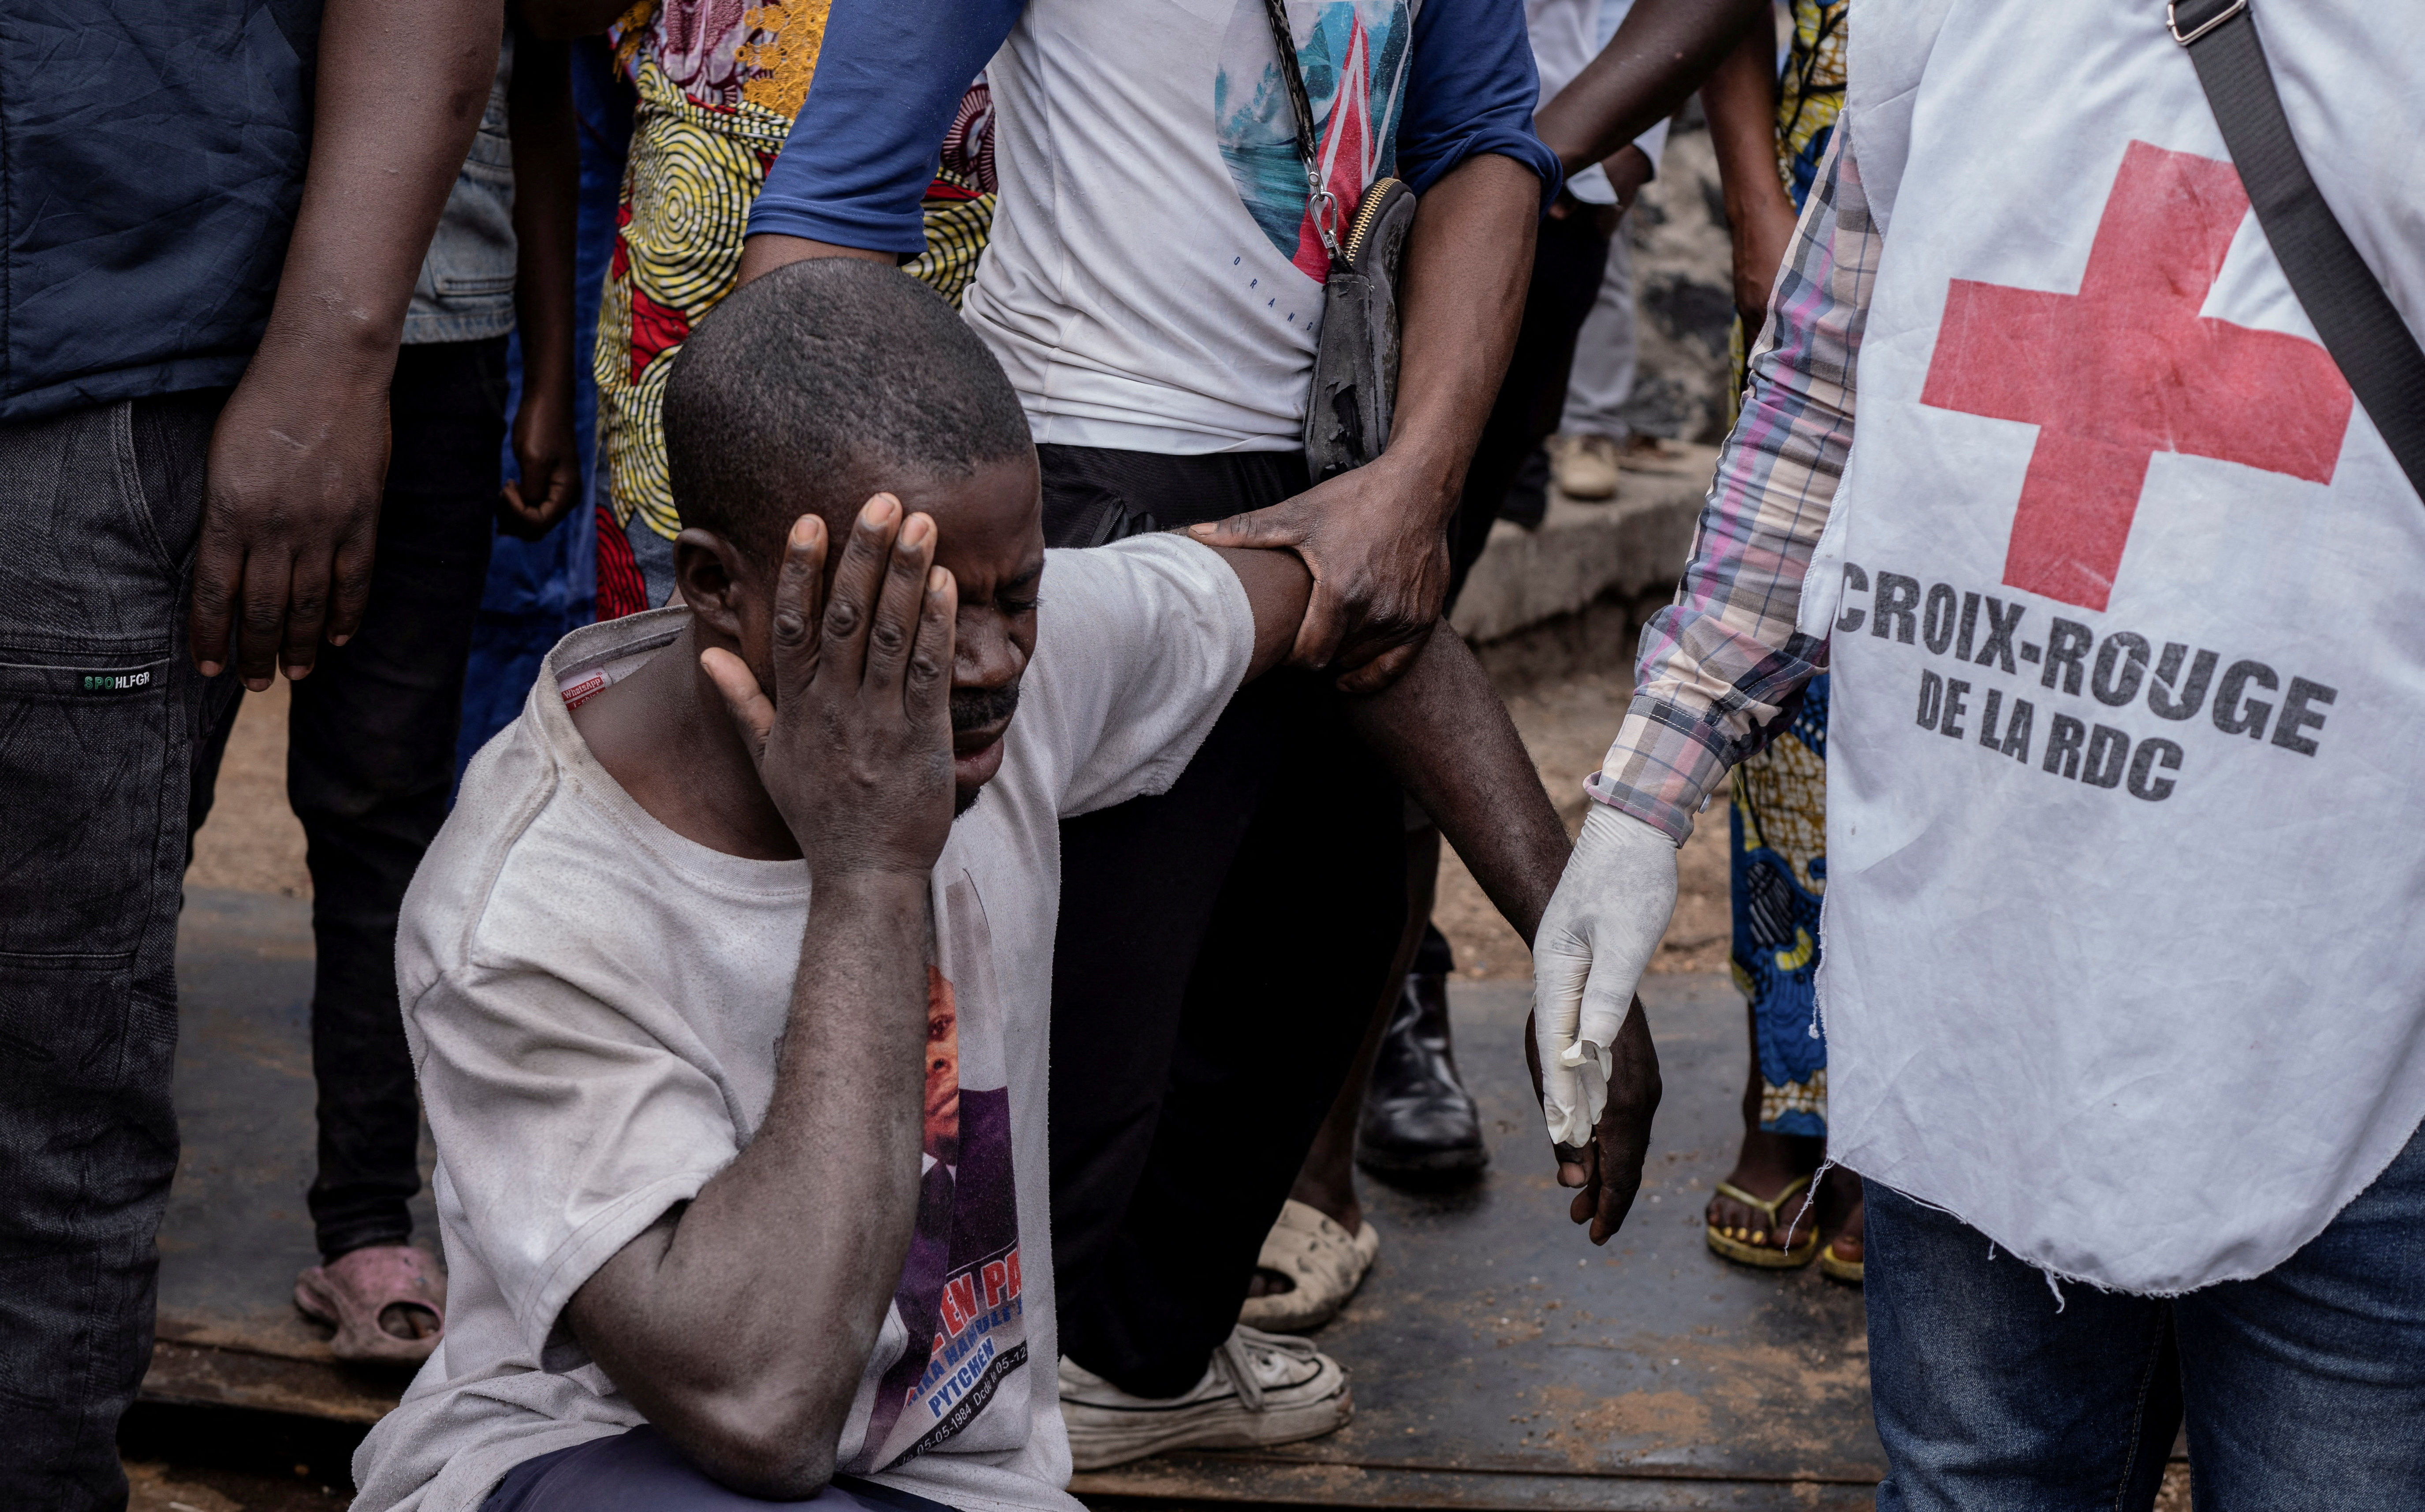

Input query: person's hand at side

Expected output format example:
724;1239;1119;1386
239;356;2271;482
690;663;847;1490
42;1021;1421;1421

1190;153;1543;695
190;0;501;687
498;18;583;542
500;373;580;540
196;362;393;689
1528;803;1674;1243
701;497;957;879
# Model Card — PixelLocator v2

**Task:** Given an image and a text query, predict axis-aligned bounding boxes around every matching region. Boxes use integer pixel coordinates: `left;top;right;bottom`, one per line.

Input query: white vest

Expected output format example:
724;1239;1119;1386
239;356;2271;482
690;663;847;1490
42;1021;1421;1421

1798;0;2425;1292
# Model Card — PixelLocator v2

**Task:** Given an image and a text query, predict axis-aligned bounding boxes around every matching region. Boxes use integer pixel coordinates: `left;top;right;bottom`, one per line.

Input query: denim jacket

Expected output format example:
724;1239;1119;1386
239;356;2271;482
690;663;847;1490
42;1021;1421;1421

407;36;518;346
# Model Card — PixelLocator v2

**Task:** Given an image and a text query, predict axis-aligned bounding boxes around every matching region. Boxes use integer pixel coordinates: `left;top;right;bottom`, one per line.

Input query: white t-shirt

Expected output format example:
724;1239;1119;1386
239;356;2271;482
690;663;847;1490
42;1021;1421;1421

750;0;1555;457
350;536;1253;1512
968;0;1423;453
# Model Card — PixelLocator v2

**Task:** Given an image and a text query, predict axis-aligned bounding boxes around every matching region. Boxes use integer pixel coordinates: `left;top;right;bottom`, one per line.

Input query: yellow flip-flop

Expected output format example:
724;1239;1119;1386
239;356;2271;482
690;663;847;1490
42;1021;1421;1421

1704;1174;1821;1269
1818;1233;1864;1285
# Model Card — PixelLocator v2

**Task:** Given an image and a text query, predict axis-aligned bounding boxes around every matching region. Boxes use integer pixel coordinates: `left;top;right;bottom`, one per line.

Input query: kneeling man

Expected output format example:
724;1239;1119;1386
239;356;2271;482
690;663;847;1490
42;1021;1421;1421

351;258;1599;1512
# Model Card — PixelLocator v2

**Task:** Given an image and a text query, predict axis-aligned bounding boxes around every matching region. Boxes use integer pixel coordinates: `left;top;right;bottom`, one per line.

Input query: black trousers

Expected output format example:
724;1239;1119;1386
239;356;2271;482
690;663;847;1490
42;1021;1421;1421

192;337;507;1262
1040;445;1411;1398
1446;207;1615;603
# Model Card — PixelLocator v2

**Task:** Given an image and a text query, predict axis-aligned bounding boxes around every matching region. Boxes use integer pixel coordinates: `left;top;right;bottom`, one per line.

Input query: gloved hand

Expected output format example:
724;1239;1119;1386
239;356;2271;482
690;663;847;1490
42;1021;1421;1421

1531;803;1678;1146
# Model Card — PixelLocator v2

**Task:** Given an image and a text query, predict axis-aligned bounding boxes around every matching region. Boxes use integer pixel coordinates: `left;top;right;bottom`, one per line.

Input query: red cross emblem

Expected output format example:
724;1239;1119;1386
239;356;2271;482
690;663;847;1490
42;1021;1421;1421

1920;141;2354;611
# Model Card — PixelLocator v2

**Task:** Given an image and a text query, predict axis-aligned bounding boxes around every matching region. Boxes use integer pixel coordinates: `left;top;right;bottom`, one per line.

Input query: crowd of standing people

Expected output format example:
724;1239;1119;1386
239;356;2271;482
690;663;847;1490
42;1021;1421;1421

0;0;2419;1509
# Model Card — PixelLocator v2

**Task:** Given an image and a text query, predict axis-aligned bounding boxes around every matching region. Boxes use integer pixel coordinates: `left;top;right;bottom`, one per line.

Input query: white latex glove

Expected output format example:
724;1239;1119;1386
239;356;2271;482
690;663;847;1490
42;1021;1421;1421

1532;803;1679;1147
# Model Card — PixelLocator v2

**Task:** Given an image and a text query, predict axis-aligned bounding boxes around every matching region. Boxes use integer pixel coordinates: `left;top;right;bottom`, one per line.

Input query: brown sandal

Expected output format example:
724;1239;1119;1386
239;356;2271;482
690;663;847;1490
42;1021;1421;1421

295;1244;447;1364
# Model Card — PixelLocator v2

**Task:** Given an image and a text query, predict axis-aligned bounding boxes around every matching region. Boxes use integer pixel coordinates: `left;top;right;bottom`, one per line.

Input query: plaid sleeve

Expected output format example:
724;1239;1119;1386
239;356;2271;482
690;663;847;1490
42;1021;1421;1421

1584;129;1878;842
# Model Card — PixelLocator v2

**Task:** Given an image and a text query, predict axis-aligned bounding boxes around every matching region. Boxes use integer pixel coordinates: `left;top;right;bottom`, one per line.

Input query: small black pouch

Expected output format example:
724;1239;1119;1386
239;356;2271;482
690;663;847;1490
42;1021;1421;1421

1305;177;1418;481
1260;0;1416;481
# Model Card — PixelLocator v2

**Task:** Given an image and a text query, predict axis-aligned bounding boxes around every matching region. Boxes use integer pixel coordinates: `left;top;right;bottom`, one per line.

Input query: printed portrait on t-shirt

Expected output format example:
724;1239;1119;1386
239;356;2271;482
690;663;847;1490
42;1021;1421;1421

846;873;1028;1474
923;968;962;1164
1214;0;1412;281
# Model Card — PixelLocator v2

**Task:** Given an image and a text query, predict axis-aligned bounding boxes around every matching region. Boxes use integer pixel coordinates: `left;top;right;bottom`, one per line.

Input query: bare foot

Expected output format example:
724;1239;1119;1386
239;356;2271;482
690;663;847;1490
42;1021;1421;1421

1706;1126;1824;1254
1819;1171;1864;1279
1705;1012;1824;1256
1248;1173;1362;1299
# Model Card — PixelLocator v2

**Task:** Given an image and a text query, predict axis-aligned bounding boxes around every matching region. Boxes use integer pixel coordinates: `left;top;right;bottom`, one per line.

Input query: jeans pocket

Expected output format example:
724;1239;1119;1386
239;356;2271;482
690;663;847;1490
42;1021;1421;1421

0;402;192;967
0;655;174;965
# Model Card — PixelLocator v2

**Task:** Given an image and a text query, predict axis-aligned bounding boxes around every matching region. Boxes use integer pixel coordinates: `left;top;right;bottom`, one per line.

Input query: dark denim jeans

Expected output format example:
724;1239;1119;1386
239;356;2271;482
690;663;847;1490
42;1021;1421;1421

483;1426;960;1512
0;342;501;1508
1866;1121;2425;1509
0;391;236;1511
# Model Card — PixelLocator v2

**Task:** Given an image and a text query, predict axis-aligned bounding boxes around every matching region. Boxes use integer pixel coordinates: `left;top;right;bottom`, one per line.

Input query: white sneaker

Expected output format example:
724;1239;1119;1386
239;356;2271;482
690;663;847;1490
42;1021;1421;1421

1550;432;1621;501
1058;1325;1352;1471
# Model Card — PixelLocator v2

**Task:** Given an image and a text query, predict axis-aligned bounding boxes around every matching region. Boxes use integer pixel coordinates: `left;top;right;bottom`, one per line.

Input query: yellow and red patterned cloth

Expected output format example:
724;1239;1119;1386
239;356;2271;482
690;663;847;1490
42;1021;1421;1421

592;0;996;618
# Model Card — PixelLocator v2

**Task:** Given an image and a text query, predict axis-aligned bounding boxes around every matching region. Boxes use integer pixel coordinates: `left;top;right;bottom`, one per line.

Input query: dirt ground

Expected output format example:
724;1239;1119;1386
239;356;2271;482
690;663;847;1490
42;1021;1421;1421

1426;662;1731;982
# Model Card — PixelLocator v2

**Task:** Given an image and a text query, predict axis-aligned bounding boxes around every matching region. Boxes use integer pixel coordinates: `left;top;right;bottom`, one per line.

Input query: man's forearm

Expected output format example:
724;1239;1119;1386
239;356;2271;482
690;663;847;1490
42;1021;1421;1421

509;25;579;402
1700;9;1797;322
1535;0;1766;175
1382;152;1541;526
569;876;931;1498
1343;625;1566;943
258;0;499;386
1701;11;1784;222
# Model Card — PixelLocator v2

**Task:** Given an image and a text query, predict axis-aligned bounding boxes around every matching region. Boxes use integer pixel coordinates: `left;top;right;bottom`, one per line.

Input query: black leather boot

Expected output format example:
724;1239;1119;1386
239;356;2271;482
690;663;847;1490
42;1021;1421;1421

1357;970;1488;1184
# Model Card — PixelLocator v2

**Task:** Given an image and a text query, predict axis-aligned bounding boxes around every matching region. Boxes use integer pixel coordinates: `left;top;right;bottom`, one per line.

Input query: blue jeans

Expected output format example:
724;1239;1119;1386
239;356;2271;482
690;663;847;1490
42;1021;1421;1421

482;1426;959;1512
1865;1122;2425;1508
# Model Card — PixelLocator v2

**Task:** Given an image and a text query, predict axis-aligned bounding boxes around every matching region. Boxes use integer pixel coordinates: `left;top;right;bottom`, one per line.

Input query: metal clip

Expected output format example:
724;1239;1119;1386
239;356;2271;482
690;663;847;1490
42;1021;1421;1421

2168;0;2247;46
1305;172;1343;262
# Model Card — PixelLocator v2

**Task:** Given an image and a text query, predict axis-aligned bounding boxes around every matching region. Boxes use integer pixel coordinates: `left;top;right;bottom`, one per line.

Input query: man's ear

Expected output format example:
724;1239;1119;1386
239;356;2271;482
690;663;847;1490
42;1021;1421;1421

673;528;753;643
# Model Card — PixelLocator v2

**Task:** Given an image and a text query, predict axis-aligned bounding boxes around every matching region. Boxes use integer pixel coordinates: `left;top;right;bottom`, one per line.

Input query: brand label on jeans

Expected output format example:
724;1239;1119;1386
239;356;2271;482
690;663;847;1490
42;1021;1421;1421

80;670;152;692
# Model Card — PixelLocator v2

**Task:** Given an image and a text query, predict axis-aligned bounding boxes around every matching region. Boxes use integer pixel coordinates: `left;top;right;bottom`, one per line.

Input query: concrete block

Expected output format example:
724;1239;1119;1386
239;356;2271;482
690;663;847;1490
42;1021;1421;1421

1448;443;1715;647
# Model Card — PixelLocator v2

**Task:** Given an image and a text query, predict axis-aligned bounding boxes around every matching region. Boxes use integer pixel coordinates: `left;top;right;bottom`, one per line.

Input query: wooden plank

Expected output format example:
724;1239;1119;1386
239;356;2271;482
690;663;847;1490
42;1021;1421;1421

1073;1456;1875;1511
141;1341;401;1426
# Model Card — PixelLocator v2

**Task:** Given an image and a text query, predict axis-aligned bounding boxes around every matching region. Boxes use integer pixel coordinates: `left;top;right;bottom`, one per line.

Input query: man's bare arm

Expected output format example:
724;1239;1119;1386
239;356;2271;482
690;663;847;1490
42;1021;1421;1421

1212;544;1564;939
1533;0;1767;178
192;0;499;687
1701;14;1798;327
1341;630;1567;942
498;16;585;540
566;502;959;1498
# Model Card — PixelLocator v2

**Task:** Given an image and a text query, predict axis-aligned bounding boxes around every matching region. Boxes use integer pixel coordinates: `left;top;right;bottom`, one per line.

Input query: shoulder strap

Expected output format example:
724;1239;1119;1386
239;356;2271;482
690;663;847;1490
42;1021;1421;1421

2171;0;2425;502
1258;0;1342;261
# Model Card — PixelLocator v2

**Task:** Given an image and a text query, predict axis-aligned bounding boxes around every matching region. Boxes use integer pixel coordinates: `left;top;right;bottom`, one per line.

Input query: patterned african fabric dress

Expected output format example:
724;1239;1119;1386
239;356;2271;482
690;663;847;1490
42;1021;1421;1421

1726;0;1844;1139
590;0;999;619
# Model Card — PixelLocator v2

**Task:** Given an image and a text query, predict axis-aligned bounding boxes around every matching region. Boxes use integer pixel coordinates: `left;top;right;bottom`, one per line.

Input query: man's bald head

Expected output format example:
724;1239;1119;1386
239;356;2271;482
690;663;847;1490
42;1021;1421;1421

663;258;1034;564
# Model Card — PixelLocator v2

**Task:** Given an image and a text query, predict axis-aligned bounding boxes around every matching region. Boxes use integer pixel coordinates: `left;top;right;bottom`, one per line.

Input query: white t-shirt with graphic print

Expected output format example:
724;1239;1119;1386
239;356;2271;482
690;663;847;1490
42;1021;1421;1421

350;535;1254;1512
